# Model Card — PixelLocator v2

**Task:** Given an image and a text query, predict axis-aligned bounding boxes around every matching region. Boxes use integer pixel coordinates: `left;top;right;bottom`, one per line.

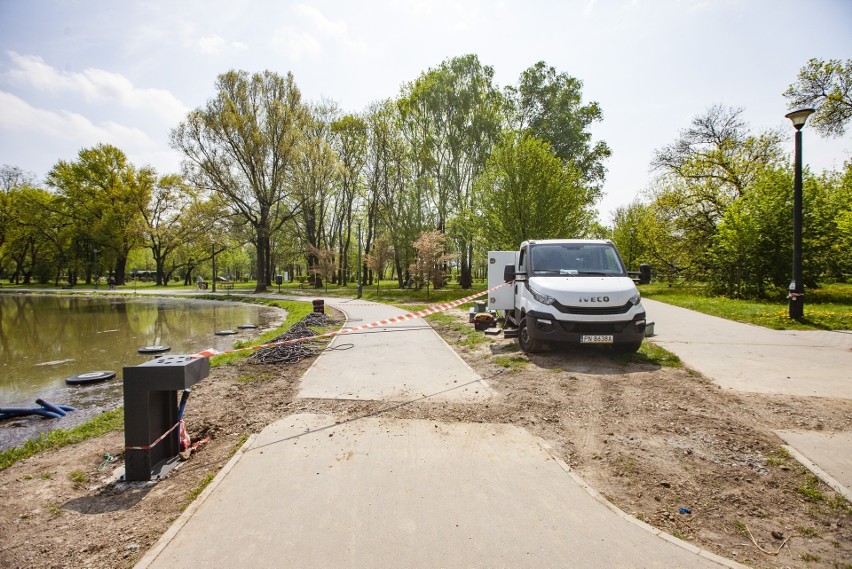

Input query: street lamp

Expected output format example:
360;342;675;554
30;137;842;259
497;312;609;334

356;218;363;299
211;240;217;293
93;248;99;290
785;107;815;320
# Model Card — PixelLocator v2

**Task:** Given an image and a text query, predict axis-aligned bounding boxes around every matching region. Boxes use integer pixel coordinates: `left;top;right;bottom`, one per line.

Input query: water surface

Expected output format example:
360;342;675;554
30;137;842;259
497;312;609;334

0;294;284;449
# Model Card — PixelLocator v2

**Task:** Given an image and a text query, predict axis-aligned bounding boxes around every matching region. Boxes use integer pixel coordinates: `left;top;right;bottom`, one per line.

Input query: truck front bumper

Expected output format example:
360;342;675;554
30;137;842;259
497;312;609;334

524;310;647;345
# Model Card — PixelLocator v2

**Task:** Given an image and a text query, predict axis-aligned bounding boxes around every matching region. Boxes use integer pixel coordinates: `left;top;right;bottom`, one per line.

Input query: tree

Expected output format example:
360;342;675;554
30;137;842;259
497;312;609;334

708;168;793;297
399;54;503;288
647;105;785;280
140;174;212;285
307;245;335;291
784;58;852;137
410;230;455;299
292;101;343;283
610;200;651;272
365;233;394;295
46;144;152;285
171;70;308;292
473;132;597;249
508;61;611;187
330;113;368;284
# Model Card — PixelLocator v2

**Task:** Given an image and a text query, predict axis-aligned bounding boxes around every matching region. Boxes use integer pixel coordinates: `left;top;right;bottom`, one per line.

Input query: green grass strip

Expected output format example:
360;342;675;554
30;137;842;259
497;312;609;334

0;408;124;471
641;282;852;330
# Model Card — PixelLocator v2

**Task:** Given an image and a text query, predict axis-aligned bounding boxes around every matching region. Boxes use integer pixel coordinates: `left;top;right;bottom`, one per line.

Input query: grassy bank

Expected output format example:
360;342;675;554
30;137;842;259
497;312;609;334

641;282;852;330
0;408;124;471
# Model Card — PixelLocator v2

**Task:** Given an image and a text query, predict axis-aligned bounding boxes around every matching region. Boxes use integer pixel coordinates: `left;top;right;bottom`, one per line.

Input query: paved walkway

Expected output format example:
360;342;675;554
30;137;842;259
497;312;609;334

135;298;740;569
643;298;852;503
644;299;852;399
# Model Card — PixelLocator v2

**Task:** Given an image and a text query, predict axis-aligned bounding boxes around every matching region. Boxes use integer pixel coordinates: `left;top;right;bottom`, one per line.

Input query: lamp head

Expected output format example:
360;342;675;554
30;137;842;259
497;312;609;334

785;108;815;130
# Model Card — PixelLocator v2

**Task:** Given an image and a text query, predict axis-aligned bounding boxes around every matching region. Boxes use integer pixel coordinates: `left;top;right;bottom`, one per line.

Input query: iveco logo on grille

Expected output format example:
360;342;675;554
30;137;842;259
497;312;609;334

579;296;610;303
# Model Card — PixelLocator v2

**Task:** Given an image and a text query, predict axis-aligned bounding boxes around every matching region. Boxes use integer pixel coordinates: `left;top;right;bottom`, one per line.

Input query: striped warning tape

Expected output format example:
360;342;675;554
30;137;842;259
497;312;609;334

193;282;508;359
125;419;181;451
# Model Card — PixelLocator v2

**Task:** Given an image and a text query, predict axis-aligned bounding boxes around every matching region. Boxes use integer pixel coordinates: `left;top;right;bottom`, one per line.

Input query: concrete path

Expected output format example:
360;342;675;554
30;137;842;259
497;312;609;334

775;430;852;502
135;298;742;569
644;299;852;399
138;414;734;569
298;300;492;402
643;298;852;502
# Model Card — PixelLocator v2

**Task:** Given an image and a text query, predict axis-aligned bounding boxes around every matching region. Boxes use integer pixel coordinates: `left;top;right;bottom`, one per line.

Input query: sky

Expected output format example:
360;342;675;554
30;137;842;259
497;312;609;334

1;0;850;224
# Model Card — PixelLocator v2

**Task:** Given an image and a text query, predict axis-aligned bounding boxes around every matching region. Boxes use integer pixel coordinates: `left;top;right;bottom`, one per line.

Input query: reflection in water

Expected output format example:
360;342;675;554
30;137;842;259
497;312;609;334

0;294;284;450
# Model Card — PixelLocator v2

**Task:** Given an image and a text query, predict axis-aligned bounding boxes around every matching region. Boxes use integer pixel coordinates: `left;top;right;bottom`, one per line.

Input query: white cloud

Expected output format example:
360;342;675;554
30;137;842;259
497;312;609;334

196;34;248;55
271;4;367;61
0;91;154;146
0;90;186;174
5;52;188;124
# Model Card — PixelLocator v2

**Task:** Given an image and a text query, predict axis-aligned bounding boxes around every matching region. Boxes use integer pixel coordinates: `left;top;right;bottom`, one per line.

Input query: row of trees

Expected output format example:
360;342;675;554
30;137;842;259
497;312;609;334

610;98;851;296
2;56;849;299
2;55;609;290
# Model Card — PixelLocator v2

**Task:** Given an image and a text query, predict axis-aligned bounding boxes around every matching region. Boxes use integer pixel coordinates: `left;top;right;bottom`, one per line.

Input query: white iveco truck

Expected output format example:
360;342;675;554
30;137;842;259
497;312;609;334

488;239;647;353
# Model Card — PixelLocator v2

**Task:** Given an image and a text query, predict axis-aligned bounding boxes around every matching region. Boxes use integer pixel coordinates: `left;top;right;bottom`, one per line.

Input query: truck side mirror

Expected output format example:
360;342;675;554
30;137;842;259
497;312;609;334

503;264;516;283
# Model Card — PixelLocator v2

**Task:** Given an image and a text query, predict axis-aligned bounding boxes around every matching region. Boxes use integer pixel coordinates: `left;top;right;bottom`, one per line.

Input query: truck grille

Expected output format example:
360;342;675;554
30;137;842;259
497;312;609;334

551;301;634;315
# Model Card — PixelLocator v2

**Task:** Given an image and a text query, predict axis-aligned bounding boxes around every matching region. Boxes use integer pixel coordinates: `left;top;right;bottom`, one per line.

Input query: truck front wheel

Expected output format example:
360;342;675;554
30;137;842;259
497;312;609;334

613;341;642;354
518;318;542;353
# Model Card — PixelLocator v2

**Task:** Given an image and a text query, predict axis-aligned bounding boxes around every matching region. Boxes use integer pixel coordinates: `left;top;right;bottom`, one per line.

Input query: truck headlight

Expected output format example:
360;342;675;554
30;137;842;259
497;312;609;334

529;286;556;305
629;292;642;306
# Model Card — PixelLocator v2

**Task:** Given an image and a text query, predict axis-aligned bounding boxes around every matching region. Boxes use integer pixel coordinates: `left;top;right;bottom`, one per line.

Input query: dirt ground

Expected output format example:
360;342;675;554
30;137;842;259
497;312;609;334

1;306;850;569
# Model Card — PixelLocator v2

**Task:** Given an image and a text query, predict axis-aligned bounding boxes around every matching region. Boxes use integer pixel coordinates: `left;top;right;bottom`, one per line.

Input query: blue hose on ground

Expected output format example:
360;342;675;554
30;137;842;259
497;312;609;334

0;400;77;421
0;408;62;419
36;399;66;416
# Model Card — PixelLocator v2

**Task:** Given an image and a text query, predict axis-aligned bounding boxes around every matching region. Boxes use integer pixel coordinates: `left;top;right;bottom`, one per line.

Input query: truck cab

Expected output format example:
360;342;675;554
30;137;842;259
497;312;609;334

488;240;646;353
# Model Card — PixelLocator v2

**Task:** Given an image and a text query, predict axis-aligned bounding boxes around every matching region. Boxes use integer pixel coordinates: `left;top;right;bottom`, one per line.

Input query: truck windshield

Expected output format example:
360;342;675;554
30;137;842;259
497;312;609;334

529;243;626;277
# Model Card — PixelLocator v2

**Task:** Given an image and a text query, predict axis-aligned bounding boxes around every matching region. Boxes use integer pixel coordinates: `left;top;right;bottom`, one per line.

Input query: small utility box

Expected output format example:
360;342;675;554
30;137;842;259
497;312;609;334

123;355;209;481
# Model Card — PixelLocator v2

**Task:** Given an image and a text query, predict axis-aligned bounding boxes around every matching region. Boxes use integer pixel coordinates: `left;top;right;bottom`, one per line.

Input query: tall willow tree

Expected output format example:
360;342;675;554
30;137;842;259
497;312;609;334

171;70;308;292
399;54;503;288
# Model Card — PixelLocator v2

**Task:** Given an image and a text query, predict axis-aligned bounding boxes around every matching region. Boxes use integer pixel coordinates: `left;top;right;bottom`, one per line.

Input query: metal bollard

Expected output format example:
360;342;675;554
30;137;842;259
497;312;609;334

122;355;209;481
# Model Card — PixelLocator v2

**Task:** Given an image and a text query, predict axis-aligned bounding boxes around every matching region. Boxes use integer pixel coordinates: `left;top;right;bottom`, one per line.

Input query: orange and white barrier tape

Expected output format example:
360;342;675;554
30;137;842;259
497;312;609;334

193;282;507;359
125;420;182;451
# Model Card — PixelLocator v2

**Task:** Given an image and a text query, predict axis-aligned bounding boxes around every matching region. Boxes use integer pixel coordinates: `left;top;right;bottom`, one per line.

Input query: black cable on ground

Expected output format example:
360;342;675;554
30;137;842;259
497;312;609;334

249;313;336;365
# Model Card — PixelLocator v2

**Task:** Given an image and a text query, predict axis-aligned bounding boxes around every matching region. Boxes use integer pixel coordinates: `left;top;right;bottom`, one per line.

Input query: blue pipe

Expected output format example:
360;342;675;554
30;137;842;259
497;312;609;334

36;399;66;416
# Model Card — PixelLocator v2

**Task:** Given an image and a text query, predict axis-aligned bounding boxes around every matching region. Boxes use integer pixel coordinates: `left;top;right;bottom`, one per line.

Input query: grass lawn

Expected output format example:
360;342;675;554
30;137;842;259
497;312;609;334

641;282;852;331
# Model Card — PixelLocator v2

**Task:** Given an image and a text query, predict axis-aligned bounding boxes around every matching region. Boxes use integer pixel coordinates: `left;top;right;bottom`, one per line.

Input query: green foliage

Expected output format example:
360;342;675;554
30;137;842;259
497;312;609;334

641;105;785;282
642;282;852;330
708;167;792;297
784;58;852;137
0;408;124;471
703;163;849;298
47;144;154;286
474;131;597;248
509;61;611;187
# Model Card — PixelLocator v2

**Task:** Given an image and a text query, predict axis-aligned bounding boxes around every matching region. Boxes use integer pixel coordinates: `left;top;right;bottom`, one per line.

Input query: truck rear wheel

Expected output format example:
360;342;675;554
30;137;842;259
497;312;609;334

518;318;542;353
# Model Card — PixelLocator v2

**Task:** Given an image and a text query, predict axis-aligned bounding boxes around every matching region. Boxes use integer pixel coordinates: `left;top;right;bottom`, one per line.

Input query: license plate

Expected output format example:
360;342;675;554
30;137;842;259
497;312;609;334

580;335;614;344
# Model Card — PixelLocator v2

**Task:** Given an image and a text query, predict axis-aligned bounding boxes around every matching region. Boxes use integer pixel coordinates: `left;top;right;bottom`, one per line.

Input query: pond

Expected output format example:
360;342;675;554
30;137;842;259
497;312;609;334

0;294;285;450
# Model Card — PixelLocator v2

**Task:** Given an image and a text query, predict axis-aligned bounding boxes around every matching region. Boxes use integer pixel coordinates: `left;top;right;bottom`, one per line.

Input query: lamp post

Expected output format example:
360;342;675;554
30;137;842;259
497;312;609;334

785;108;815;320
356;218;363;299
92;248;99;290
211;241;217;293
